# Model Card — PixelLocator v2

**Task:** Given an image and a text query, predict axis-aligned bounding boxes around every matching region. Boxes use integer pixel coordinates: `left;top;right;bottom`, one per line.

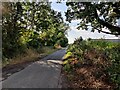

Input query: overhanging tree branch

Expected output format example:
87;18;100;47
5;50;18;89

94;27;119;36
92;5;120;35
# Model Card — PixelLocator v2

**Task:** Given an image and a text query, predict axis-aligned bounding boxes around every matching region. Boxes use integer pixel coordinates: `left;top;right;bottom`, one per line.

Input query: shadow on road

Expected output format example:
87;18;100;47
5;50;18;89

2;49;66;88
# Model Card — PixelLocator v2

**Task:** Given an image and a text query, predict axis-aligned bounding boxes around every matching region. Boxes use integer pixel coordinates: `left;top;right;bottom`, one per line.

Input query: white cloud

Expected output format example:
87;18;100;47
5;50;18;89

67;26;118;44
53;8;62;12
71;19;81;23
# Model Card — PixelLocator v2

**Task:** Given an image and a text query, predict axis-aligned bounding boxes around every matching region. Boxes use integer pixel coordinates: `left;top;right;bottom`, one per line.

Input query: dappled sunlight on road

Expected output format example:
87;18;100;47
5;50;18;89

35;60;47;65
2;49;66;88
47;60;63;65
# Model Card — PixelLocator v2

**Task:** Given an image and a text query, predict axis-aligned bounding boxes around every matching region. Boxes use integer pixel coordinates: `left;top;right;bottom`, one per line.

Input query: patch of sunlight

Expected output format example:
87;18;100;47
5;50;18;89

47;60;63;65
36;61;47;65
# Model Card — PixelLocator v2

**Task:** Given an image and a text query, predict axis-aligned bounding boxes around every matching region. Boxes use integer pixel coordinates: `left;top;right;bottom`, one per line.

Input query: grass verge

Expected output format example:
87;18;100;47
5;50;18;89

2;46;59;80
2;46;58;68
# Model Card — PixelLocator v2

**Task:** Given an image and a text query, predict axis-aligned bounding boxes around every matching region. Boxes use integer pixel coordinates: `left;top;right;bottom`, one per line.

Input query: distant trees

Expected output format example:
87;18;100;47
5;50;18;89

2;2;68;59
65;2;120;36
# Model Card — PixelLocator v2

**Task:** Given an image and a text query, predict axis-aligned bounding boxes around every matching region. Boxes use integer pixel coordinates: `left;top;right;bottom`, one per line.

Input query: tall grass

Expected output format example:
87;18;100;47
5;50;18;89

2;46;58;67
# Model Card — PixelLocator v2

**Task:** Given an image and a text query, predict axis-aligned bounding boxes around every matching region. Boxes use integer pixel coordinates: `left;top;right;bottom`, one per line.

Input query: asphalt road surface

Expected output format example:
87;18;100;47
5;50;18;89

2;49;66;88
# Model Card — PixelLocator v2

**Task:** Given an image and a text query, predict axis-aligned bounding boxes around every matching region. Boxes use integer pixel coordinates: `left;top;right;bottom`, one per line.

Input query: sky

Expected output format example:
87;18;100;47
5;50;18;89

51;2;118;44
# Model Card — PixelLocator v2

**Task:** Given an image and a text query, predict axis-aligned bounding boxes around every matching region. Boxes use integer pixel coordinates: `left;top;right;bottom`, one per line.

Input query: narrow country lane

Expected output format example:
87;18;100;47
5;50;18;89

2;49;66;88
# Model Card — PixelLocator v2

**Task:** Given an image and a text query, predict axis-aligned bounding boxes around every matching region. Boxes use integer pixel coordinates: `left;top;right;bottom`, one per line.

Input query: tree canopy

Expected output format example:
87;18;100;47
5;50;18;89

65;1;120;36
2;2;68;58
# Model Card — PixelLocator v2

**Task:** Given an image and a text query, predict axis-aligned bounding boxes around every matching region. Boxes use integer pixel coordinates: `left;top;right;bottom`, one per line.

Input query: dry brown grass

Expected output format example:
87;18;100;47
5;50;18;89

2;48;39;67
62;49;116;88
2;47;59;80
2;47;58;68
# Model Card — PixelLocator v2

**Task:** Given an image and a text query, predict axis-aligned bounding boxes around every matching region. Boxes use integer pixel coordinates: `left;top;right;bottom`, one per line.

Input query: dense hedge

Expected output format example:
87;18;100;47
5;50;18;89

63;38;120;88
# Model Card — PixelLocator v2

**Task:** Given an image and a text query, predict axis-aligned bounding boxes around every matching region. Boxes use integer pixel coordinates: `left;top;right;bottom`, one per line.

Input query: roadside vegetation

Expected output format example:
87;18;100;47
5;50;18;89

2;2;68;68
2;1;120;88
63;1;120;88
63;37;120;88
3;46;58;67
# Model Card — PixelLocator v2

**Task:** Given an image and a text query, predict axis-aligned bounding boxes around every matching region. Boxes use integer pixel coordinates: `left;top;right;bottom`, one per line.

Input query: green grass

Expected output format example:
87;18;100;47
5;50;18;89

40;46;59;55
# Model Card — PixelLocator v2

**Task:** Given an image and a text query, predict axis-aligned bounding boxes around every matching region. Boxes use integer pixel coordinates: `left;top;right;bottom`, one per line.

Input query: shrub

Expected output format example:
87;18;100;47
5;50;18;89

63;51;72;59
64;38;120;87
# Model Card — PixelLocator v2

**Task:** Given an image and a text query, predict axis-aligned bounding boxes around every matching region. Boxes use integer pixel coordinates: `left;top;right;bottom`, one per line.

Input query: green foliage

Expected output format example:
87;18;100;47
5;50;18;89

105;44;120;88
55;36;68;47
63;51;72;60
65;38;120;87
28;38;41;49
2;2;68;61
65;2;120;35
63;63;71;72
